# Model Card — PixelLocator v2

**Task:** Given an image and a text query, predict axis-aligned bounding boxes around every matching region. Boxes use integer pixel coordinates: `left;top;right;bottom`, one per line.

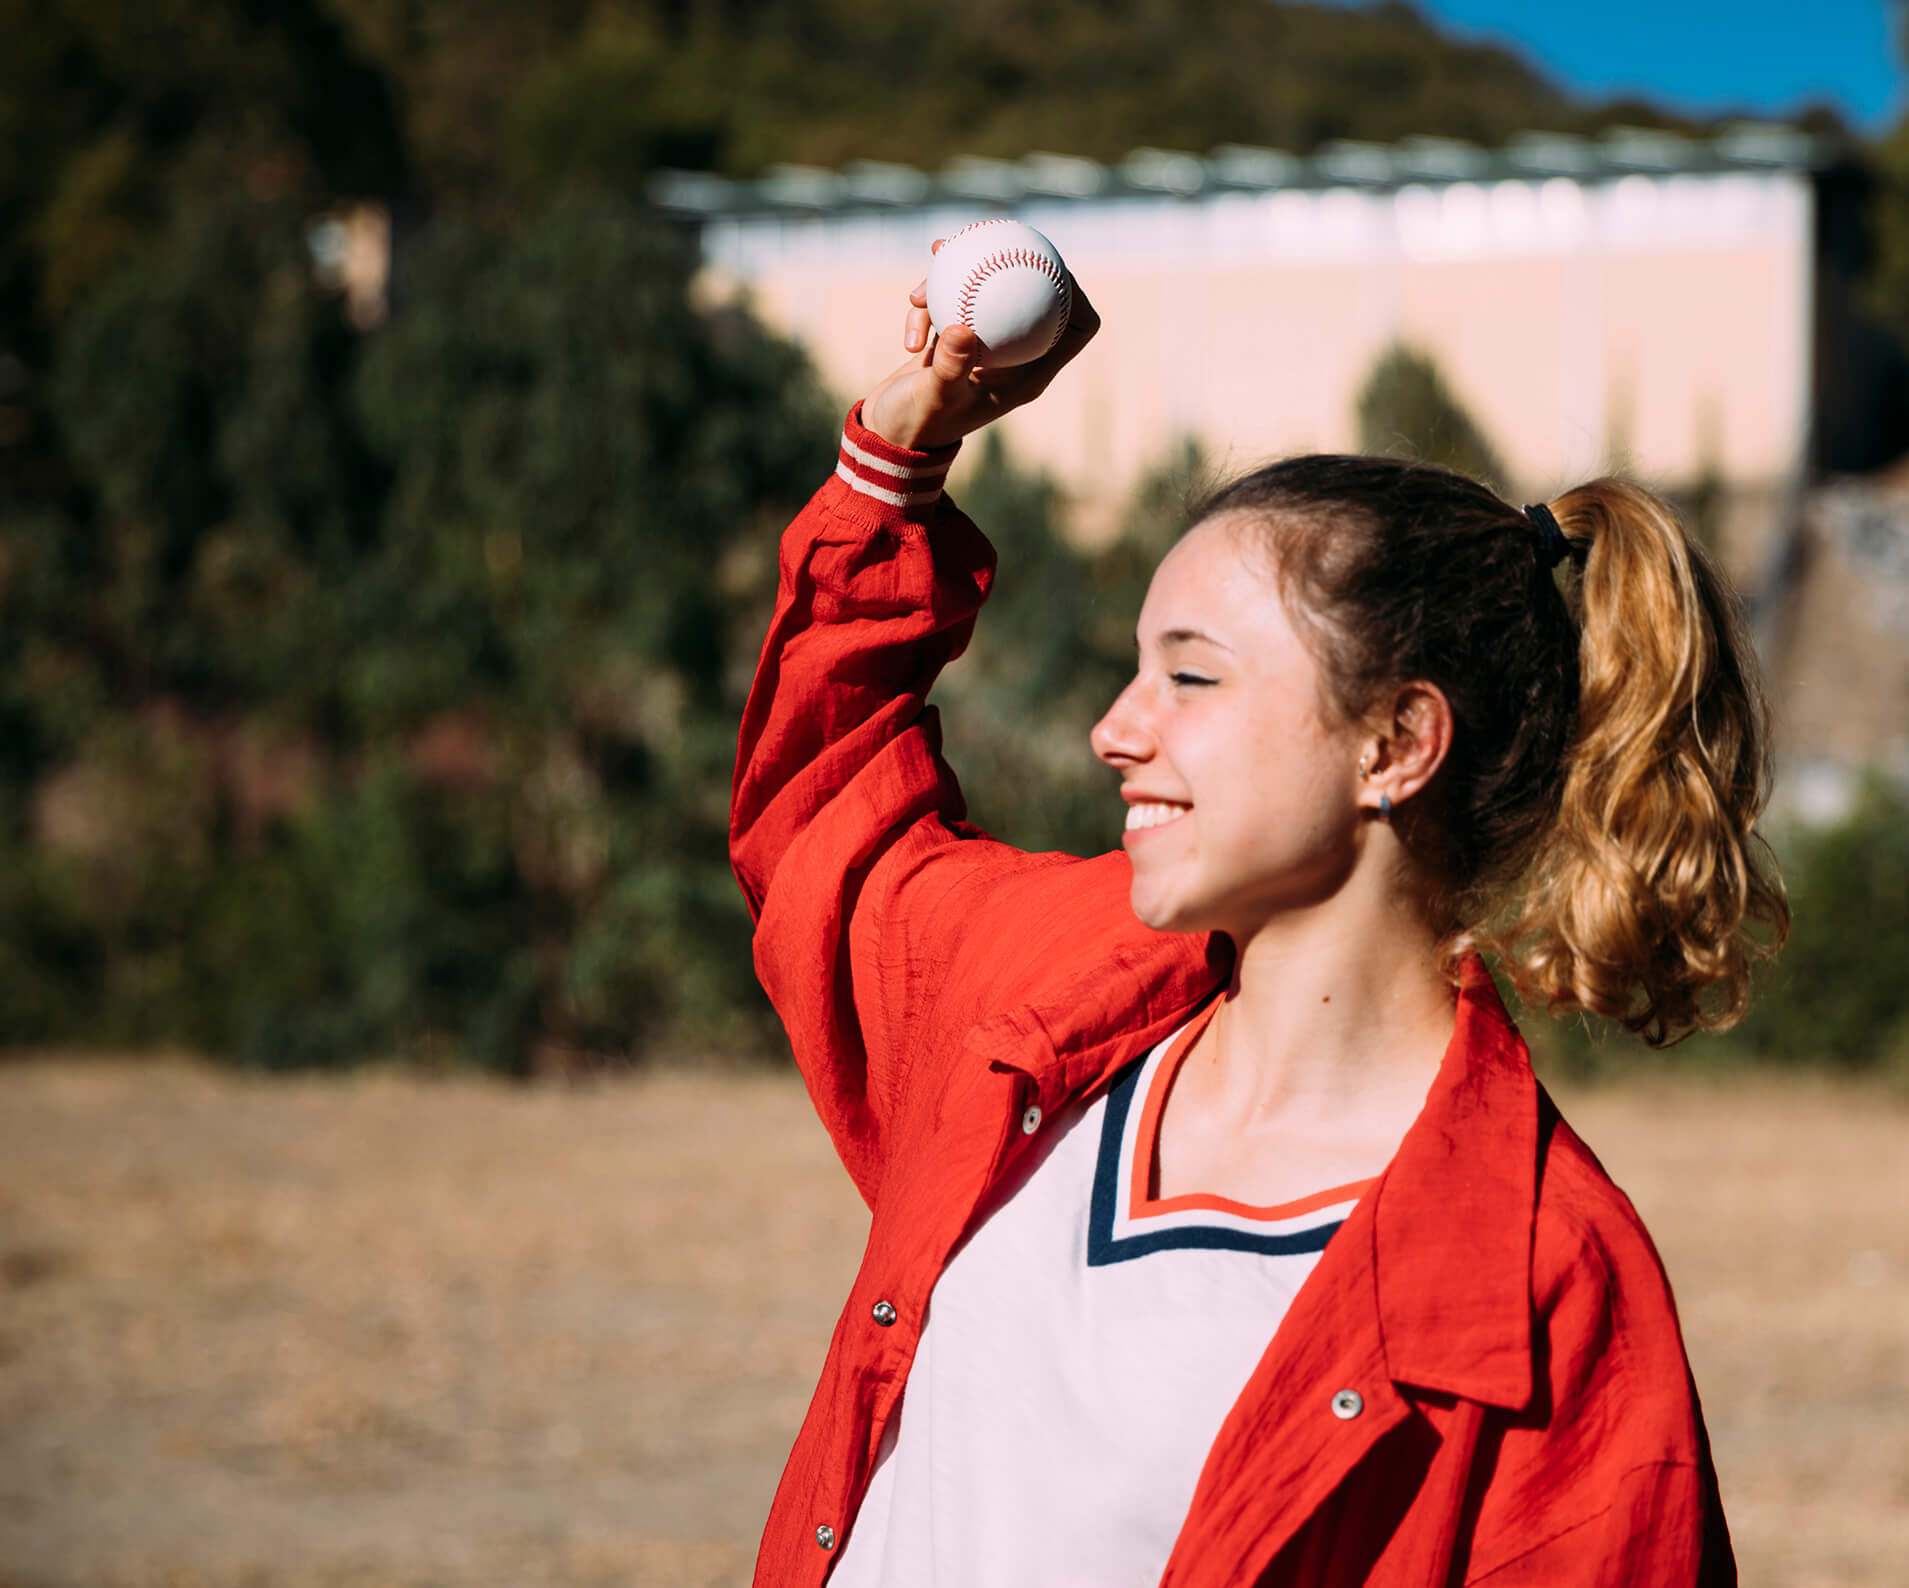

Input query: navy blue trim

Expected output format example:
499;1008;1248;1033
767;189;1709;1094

1085;1060;1346;1267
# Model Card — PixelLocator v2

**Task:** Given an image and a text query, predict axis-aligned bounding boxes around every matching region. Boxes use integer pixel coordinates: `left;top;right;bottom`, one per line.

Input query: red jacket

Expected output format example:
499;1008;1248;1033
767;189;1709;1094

730;405;1734;1587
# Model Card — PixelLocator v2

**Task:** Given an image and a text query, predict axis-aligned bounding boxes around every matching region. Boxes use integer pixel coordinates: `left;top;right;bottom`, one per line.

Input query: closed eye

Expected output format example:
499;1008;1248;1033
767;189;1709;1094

1170;671;1218;687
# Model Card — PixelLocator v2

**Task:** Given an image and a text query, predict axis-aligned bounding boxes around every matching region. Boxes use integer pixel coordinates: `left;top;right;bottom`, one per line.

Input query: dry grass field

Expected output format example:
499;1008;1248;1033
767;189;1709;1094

0;1054;1904;1588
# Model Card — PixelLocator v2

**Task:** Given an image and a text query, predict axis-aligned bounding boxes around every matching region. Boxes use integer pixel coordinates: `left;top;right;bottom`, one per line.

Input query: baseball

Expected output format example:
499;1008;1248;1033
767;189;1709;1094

926;219;1073;367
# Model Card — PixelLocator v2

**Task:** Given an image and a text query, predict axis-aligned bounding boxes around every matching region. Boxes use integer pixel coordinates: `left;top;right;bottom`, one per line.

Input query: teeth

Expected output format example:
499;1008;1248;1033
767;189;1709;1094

1125;801;1189;832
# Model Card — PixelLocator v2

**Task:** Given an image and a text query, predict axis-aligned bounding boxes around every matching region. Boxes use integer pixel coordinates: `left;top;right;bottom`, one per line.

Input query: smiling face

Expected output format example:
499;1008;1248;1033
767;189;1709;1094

1089;512;1369;941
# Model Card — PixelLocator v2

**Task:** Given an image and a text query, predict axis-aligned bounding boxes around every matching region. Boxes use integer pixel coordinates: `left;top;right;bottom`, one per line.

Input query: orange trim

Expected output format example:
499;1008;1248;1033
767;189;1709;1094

1141;1178;1377;1222
1128;1001;1377;1224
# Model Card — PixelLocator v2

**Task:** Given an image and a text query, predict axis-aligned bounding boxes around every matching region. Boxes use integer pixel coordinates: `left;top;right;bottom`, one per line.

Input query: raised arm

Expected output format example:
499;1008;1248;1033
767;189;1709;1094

729;279;1122;1200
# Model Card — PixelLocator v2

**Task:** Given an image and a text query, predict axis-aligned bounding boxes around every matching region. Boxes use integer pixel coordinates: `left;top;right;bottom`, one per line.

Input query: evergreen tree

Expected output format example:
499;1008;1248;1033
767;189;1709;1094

1355;342;1507;491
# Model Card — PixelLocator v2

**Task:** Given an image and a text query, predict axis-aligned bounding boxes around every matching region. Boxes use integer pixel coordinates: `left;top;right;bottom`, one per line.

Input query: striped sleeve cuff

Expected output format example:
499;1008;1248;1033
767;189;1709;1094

835;402;960;513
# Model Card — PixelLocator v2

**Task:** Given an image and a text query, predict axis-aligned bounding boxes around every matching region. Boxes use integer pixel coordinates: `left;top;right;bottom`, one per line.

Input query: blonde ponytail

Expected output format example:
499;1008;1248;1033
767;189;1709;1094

1493;480;1789;1044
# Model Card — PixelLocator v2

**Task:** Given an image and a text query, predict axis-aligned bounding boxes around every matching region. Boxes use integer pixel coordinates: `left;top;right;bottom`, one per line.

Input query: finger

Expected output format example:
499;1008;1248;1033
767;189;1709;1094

908;278;928;307
1058;278;1101;348
931;323;979;382
930;238;946;255
904;301;931;352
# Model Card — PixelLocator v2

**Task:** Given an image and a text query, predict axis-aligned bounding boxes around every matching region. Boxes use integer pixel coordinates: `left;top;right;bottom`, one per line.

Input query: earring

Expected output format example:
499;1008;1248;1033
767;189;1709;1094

1379;792;1392;818
1357;756;1370;780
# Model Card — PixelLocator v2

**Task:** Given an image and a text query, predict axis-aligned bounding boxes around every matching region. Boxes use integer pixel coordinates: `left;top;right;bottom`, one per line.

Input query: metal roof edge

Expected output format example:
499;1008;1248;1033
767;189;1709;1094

649;123;1837;218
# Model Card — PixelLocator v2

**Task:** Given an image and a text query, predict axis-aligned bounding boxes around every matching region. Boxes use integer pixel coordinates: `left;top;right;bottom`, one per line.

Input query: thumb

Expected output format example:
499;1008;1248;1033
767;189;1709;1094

931;323;979;382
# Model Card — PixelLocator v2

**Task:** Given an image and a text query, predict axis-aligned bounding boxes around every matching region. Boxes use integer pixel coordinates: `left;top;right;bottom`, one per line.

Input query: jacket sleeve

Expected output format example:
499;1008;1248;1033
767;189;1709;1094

1461;1184;1736;1587
1464;1456;1732;1588
730;403;1104;1202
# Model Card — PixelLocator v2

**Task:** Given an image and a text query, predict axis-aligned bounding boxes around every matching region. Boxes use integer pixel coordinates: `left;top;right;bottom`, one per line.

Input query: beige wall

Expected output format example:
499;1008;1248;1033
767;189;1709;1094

704;171;1813;553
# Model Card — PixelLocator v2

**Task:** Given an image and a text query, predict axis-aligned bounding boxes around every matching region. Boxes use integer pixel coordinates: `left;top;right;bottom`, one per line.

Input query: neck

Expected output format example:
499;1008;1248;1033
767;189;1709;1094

1199;881;1458;1128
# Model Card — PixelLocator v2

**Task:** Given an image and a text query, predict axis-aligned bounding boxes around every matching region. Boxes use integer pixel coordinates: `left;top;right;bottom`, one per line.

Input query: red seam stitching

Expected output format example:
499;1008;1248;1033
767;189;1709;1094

955;242;1068;341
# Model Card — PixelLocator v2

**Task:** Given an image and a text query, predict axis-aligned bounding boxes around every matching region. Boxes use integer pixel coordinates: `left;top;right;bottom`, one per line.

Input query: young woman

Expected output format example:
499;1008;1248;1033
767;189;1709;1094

730;265;1784;1587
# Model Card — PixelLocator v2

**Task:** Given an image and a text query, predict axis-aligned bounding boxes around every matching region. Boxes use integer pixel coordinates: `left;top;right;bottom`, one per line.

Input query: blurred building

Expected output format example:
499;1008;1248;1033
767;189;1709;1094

662;129;1825;555
655;128;1909;818
1777;465;1909;816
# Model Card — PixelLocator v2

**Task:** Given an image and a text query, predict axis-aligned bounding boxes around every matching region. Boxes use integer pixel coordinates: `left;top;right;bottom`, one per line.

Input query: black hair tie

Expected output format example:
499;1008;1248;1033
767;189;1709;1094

1523;502;1583;571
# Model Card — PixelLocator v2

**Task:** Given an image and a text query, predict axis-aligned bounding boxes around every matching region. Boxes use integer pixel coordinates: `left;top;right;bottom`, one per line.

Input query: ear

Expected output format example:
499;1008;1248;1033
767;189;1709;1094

1361;680;1453;813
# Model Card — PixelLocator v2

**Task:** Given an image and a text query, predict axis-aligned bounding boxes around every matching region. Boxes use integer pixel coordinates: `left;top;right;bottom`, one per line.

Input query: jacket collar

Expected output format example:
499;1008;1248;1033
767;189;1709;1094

1369;956;1537;1410
974;913;1233;1102
981;934;1539;1413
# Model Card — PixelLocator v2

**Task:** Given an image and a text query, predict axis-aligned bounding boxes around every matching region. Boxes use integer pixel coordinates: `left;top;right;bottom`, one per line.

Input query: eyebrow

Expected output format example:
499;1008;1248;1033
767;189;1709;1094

1136;626;1235;653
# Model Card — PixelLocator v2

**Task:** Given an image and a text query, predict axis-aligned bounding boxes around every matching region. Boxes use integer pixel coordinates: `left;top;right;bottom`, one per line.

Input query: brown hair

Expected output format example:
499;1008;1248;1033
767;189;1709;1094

1192;457;1788;1045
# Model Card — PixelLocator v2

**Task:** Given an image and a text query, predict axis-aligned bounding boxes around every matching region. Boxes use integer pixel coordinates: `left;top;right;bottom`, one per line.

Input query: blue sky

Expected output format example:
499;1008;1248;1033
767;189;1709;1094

1397;0;1906;131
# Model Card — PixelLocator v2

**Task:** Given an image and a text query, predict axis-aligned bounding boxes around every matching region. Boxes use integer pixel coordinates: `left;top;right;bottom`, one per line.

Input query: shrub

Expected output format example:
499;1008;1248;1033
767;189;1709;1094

1355;342;1506;491
1726;779;1909;1068
2;192;832;1069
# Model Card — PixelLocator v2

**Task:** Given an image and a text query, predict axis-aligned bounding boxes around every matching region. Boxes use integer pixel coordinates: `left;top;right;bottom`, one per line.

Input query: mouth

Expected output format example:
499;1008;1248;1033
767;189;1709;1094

1124;801;1190;834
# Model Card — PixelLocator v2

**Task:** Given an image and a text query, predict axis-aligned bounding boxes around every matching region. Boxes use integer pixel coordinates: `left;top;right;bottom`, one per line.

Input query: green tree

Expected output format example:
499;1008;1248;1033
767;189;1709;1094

1356;342;1507;490
1868;113;1909;361
45;192;381;716
1727;781;1909;1069
1864;1;1909;339
330;0;1730;203
0;0;403;522
3;190;836;1068
349;193;836;1058
509;20;732;198
936;435;1204;858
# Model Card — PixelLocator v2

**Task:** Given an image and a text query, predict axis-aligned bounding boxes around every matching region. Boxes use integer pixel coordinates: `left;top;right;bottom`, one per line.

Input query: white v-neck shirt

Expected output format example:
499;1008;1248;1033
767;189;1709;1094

829;1009;1374;1587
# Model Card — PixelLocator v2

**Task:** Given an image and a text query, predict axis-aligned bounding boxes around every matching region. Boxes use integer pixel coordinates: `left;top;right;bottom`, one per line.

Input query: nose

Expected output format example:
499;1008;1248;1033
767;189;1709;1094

1090;678;1152;769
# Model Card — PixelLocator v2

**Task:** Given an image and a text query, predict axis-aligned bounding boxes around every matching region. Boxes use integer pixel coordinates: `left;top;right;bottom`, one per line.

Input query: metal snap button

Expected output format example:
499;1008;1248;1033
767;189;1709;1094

1021;1103;1043;1134
1331;1388;1364;1420
815;1523;836;1550
871;1300;898;1327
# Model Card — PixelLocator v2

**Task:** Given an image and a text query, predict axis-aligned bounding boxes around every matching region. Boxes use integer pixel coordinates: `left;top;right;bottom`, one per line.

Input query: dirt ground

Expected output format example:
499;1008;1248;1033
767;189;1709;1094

0;1056;1903;1588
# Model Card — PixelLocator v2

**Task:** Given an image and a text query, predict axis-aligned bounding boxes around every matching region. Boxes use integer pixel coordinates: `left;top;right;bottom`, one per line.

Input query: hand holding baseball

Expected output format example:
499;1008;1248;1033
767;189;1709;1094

862;227;1098;453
